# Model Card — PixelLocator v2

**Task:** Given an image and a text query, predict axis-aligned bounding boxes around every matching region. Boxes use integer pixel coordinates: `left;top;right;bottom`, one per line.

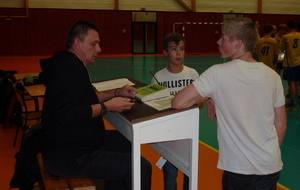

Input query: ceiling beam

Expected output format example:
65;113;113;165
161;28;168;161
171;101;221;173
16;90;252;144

177;0;196;12
114;0;119;10
191;0;196;12
257;0;262;13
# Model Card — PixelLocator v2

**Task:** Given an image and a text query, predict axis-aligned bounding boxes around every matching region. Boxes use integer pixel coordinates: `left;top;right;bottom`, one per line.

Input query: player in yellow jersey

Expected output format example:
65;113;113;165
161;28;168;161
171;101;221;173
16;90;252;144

255;24;279;71
271;25;277;38
296;20;300;32
274;24;287;75
280;20;300;111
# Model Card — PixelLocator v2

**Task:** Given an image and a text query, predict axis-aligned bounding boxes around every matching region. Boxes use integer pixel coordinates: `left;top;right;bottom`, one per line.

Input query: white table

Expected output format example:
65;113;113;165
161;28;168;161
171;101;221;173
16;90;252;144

104;105;199;190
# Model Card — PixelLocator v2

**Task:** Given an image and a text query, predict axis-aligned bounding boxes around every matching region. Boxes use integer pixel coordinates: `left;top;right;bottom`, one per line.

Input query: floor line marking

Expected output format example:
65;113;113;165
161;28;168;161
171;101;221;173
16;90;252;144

286;113;300;119
281;144;300;153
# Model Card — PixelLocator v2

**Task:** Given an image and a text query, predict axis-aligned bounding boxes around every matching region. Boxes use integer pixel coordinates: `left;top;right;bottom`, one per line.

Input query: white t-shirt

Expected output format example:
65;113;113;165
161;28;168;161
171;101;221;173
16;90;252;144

193;59;285;175
151;66;199;95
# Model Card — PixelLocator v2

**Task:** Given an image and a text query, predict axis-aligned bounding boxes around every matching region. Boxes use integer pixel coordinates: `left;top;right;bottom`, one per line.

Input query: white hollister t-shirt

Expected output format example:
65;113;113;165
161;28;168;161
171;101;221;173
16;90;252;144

151;66;199;95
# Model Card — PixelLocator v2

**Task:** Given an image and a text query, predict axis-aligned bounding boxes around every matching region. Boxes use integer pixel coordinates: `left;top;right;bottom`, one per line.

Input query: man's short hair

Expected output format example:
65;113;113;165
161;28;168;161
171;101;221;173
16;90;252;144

163;33;186;51
287;20;296;30
264;24;274;34
222;17;259;53
66;21;99;49
278;24;287;30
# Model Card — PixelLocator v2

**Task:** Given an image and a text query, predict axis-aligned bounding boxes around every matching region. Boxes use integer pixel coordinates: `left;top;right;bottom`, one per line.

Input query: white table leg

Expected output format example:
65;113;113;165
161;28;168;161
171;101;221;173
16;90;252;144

132;128;141;190
189;110;199;190
190;133;199;190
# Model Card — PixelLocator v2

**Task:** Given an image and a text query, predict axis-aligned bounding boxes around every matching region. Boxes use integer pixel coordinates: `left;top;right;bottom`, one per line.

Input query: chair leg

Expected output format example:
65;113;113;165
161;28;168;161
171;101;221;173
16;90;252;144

34;98;39;111
21;125;29;145
13;125;20;147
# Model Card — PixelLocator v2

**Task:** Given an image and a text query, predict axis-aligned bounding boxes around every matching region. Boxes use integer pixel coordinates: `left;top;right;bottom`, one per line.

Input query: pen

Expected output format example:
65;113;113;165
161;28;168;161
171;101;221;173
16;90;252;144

150;70;160;84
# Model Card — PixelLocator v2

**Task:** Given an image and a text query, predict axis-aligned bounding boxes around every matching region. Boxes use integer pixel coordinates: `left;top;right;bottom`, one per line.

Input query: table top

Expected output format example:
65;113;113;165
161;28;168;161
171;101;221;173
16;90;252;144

15;73;39;80
103;77;198;123
24;84;46;97
22;76;197;119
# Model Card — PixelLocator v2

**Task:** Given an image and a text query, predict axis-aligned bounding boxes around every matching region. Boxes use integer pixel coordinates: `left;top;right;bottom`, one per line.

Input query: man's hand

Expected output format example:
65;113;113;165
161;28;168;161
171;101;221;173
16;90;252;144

117;84;138;98
206;98;217;121
105;97;135;112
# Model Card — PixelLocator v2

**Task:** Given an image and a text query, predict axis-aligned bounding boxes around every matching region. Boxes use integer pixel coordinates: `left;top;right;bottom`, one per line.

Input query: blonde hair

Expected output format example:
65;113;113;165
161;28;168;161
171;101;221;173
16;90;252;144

222;17;259;52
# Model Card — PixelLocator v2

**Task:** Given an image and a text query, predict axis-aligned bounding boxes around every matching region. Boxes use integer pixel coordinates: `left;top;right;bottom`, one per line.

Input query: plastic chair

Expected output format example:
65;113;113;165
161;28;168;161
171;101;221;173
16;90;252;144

13;89;42;147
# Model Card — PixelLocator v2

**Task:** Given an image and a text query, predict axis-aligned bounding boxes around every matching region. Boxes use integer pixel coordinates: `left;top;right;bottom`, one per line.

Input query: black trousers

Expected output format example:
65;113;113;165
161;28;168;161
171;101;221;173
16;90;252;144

222;170;280;190
44;130;152;190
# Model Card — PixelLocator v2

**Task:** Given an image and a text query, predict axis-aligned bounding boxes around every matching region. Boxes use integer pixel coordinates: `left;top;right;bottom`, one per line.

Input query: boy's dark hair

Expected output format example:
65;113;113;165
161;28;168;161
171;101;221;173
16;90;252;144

286;20;296;30
264;24;274;34
66;20;99;49
163;33;186;51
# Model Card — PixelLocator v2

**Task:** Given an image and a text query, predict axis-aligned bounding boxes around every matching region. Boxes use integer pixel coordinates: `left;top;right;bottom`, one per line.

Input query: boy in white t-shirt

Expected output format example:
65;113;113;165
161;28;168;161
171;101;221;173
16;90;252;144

172;17;286;190
151;33;203;190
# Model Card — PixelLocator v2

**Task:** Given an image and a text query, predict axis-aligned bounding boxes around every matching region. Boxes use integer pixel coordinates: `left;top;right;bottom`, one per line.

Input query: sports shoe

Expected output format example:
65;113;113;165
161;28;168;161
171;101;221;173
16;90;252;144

285;100;290;106
286;105;297;111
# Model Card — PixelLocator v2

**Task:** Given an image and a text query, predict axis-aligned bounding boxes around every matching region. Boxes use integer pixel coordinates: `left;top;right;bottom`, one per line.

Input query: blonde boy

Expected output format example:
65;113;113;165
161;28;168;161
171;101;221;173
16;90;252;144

172;17;286;190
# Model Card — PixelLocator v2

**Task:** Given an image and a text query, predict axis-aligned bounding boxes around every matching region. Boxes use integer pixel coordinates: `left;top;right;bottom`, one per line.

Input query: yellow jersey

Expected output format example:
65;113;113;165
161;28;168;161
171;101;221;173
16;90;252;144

255;37;279;70
280;32;300;67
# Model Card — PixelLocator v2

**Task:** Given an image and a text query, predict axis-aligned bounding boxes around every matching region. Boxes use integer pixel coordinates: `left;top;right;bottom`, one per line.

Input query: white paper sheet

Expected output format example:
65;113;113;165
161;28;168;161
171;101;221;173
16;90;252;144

144;95;174;111
92;78;135;91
